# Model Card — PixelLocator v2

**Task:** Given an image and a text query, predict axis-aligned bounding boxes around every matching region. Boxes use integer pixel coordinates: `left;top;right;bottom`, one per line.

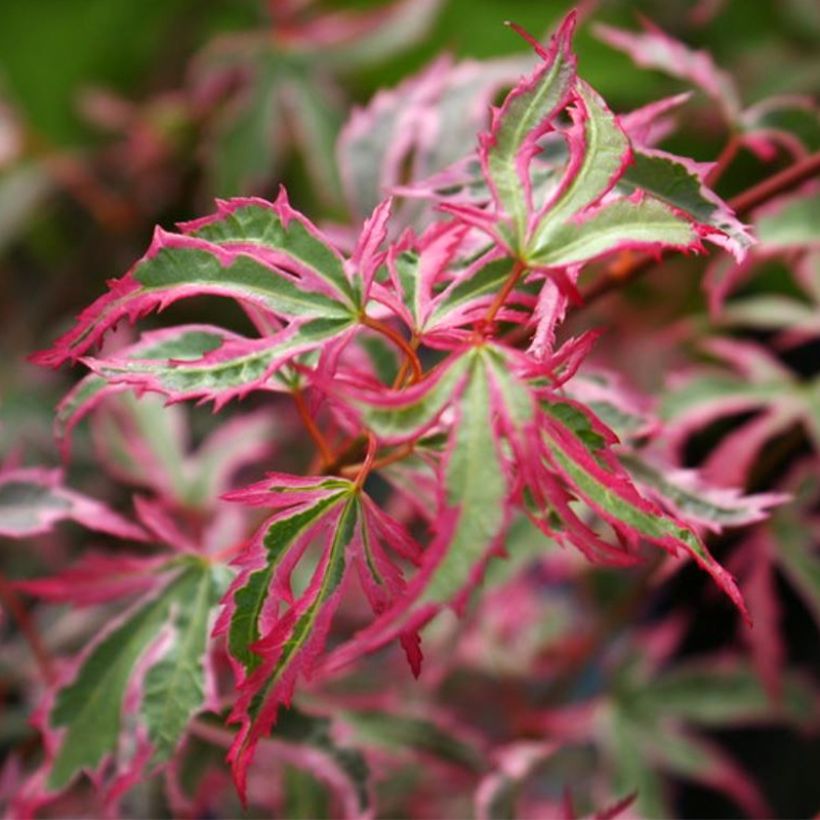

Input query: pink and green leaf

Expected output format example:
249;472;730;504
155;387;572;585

529;80;631;250
54;325;234;458
480;12;578;238
540;412;747;616
618;148;753;260
34;196;357;370
83;316;356;407
619;453;788;532
0;467;147;541
45;560;222;791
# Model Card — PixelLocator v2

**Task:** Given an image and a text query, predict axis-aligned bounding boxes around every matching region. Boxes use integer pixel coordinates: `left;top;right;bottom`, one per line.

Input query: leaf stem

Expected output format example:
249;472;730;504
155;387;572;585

291;387;334;469
391;335;420;388
352;434;378;490
341;442;415;479
0;570;56;685
483;259;527;326
361;314;422;383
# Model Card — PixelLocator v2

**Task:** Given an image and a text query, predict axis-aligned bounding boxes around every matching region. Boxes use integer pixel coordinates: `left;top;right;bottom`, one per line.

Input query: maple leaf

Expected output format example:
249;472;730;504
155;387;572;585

214;472;421;799
0;466;146;541
317;340;748;681
34;557;228;794
33;192;366;407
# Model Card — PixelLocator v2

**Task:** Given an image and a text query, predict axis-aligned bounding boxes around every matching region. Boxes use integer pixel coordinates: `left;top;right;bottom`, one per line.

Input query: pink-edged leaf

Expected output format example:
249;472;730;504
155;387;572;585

42;561;223;791
536;403;748;617
562;368;657;441
528;79;631;249
54;324;238;459
338;55;451;219
619;453;788;533
530;191;701;269
33;193;357;370
225;493;359;801
379;224;534;345
480;11;578;239
593;18;741;123
659;339;820;482
218;473;421;799
15;552;168;606
220;476;354;674
619;92;692;147
320;347;522;674
348;198;392;300
617;147;752;261
338;45;532;220
381;222;467;334
82;315;357;408
179;192;355;304
0;466;147;541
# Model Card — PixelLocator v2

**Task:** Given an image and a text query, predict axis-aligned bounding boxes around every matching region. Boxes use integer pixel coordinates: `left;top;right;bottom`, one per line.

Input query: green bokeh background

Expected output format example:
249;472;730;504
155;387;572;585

1;0;816;146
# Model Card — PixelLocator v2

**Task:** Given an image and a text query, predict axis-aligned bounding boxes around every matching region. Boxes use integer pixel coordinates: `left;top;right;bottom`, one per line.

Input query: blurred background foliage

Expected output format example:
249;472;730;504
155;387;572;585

0;1;818;817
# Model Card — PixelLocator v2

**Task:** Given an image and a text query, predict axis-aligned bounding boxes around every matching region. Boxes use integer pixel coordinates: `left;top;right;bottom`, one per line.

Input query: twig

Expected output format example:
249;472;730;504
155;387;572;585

291;387;334;469
729;150;820;217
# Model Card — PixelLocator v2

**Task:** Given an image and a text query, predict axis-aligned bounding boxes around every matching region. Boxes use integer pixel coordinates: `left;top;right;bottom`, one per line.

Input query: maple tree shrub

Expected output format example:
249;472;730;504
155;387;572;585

3;6;819;818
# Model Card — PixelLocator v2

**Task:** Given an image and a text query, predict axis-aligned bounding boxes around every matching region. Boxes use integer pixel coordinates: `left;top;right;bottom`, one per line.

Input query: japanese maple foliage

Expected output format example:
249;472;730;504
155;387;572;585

4;7;819;818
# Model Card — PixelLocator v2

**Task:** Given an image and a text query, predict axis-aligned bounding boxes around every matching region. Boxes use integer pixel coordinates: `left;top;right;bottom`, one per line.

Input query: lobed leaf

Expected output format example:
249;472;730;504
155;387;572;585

618;148;752;260
0;467;146;541
54;325;235;457
539;409;747;616
141;565;227;764
529;80;631;251
529;194;698;268
481;12;577;238
84;316;356;407
620;453;787;532
46;561;222;790
34;193;357;371
219;474;420;799
180;194;355;304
